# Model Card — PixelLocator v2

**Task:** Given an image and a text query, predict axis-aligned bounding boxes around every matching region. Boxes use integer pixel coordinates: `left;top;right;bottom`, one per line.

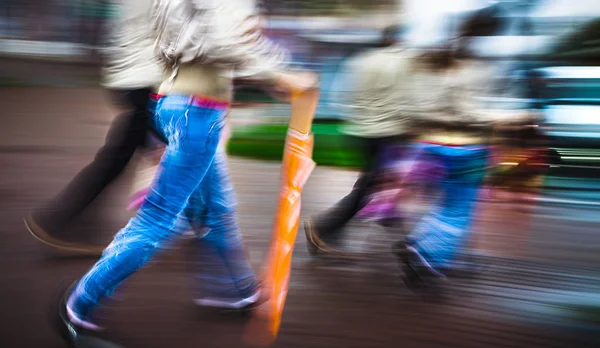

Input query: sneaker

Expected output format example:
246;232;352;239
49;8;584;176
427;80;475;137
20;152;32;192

53;282;104;347
194;291;263;310
303;218;321;256
194;284;269;313
24;214;105;256
303;218;342;256
303;219;356;259
404;246;446;280
395;244;446;294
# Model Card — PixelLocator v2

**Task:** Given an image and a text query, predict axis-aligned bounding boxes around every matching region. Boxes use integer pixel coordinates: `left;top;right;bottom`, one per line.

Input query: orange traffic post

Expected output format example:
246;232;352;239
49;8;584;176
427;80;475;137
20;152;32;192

244;87;320;346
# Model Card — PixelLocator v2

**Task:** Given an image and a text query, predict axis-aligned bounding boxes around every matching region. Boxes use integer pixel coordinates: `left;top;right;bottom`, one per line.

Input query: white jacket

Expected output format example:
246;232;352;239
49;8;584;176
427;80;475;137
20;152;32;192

338;46;418;138
102;0;164;90
151;0;288;85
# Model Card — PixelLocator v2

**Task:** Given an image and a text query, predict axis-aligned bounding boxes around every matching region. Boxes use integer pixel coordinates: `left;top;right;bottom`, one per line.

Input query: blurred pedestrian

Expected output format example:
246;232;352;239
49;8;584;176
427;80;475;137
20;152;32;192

24;0;164;256
53;0;317;345
304;25;415;257
393;5;533;289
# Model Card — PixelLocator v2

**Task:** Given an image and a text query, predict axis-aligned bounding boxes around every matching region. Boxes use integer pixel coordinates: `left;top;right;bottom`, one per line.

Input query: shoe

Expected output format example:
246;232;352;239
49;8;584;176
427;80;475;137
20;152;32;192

194;283;269;314
392;240;408;259
53;282;80;346
303;219;346;257
303;219;320;256
404;246;446;279
24;214;105;256
53;281;101;346
303;219;364;260
53;282;121;348
396;244;446;294
194;292;262;310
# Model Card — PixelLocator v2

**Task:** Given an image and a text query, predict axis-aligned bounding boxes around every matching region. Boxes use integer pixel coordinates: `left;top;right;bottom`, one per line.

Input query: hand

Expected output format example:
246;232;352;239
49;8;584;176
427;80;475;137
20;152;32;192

274;71;318;95
266;85;292;102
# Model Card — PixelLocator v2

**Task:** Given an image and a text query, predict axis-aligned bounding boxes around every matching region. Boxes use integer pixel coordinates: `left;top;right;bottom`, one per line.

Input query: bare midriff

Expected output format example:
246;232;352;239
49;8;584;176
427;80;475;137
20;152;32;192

157;62;233;102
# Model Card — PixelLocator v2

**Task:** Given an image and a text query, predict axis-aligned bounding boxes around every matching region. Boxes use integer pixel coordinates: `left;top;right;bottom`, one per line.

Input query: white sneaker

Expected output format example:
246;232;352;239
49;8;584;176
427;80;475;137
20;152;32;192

193;290;261;309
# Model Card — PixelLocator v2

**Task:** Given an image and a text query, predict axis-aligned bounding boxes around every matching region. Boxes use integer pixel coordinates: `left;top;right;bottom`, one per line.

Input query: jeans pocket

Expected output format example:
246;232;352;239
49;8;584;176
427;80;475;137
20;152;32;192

184;109;224;156
200;118;221;155
155;98;193;149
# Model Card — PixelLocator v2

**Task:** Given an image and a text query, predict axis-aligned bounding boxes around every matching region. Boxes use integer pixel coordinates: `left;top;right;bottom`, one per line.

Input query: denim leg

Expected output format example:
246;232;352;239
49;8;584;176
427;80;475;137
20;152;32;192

406;144;488;273
187;149;258;301
67;95;226;321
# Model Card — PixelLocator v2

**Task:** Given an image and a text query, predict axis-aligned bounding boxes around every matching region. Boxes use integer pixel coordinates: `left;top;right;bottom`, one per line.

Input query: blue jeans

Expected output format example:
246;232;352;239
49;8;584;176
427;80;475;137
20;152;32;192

68;95;258;321
406;142;489;274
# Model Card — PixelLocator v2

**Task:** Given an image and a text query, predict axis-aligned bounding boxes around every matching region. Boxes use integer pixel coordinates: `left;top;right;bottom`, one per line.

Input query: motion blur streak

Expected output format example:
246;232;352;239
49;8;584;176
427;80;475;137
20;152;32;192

1;0;600;347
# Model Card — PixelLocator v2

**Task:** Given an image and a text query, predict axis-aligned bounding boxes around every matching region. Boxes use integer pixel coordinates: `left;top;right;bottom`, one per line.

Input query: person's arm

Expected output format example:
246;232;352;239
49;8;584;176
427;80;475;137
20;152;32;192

189;0;313;89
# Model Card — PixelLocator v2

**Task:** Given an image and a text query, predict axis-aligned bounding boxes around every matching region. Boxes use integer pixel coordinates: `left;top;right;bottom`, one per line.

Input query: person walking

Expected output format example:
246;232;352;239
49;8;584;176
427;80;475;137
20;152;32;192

24;0;164;256
53;0;316;345
304;25;415;256
394;5;532;288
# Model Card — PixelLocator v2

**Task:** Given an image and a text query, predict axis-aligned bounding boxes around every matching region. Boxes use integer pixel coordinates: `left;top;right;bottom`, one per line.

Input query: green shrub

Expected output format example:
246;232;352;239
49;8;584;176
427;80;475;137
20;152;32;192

227;122;365;168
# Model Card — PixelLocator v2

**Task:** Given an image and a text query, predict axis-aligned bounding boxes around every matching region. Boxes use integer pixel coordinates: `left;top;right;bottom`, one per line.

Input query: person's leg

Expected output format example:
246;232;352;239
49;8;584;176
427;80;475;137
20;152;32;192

403;144;488;277
305;135;408;254
65;96;226;327
305;136;379;246
356;142;413;225
189;149;260;308
26;89;151;253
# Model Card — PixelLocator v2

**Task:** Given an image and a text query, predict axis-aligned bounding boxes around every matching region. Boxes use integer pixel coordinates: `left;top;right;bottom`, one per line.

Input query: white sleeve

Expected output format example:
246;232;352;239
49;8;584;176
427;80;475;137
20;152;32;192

189;0;288;82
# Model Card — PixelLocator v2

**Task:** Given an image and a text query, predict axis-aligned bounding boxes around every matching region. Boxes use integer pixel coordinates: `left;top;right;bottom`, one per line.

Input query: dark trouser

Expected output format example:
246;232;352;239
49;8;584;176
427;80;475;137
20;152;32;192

311;134;408;244
35;88;153;230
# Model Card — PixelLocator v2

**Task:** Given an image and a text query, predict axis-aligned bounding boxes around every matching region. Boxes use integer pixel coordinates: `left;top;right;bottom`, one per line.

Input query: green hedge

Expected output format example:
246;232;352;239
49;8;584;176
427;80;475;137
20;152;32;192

226;123;365;168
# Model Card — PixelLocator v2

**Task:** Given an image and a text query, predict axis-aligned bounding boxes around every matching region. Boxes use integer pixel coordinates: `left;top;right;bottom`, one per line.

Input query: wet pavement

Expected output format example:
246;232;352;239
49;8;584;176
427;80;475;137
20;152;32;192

1;86;600;347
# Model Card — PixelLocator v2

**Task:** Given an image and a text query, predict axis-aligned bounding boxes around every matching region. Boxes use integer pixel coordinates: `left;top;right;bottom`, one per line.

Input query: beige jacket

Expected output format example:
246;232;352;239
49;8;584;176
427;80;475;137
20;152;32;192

339;49;529;144
338;46;418;138
412;59;531;145
102;0;164;90
151;0;288;99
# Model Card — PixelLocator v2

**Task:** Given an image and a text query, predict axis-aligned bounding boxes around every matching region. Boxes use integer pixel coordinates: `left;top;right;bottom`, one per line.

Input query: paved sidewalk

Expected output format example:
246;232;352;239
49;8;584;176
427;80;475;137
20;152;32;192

1;85;600;347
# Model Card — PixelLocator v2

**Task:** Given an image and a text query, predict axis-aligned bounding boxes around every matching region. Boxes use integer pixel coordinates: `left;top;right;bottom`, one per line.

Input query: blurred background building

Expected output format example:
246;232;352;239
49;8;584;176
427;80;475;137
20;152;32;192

2;1;600;346
1;0;599;182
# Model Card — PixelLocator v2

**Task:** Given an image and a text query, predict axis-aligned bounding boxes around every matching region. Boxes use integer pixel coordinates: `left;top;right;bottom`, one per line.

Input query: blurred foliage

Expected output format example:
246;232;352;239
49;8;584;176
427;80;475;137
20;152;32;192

551;18;600;61
227;122;366;168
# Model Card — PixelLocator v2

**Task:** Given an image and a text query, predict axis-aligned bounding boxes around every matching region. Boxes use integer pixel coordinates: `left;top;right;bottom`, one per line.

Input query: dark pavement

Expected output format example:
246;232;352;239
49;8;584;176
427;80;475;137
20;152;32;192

1;85;600;348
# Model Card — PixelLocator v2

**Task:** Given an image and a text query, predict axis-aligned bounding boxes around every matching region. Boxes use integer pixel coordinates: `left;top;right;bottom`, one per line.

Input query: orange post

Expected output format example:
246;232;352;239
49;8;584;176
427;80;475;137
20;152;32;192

244;87;319;346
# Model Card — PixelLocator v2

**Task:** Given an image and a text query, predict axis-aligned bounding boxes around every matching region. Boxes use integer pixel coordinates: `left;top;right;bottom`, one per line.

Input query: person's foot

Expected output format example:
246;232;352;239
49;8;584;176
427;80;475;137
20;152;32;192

392;240;408;258
303;219;358;259
395;244;446;293
405;246;446;279
24;214;105;256
54;283;80;346
194;283;269;314
303;219;320;256
53;282;104;347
